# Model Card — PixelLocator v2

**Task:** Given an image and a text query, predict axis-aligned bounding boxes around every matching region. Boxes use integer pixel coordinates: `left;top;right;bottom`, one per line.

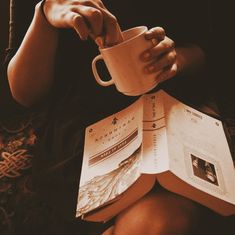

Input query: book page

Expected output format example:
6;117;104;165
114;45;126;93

76;98;143;217
162;91;235;204
141;92;169;174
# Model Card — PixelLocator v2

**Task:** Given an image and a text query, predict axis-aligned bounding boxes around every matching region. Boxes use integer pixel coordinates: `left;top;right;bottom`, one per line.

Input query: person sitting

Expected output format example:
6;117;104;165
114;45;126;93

2;0;230;234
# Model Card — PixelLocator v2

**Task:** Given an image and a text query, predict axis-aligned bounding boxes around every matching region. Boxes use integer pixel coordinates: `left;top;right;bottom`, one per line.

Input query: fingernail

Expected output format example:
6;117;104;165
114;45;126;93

151;38;158;46
143;52;151;60
95;36;104;48
157;32;165;41
147;65;155;72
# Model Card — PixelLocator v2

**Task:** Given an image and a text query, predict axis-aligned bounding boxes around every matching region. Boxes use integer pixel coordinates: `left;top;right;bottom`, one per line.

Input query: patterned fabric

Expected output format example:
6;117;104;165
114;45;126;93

0;113;105;235
0;114;56;235
0;119;35;179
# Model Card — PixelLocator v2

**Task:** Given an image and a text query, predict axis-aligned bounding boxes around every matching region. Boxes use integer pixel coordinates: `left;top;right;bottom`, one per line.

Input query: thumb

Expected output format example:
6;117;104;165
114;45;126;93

104;24;124;47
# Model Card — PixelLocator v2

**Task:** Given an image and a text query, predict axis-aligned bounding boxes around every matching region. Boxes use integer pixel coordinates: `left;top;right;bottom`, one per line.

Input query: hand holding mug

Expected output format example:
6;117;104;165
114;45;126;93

141;27;178;83
92;26;177;96
41;0;123;46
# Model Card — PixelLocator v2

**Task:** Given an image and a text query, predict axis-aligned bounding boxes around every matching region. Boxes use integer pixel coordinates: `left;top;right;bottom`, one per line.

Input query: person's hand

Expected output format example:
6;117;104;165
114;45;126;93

42;0;123;46
141;27;178;83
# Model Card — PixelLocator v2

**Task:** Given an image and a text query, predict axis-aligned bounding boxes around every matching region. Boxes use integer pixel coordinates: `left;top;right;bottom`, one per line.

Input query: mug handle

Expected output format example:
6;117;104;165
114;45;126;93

92;54;114;87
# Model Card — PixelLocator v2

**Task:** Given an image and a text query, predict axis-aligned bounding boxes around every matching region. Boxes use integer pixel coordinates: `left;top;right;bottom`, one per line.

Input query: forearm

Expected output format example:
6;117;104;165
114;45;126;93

176;44;206;75
7;2;58;107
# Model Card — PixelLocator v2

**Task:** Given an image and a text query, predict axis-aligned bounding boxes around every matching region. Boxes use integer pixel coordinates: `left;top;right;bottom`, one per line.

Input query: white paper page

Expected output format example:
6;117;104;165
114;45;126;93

76;98;143;216
162;91;235;204
141;92;169;174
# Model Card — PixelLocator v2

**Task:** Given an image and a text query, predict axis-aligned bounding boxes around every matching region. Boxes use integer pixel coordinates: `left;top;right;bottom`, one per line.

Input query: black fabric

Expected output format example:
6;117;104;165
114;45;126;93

208;1;235;118
0;0;212;234
2;0;210;116
0;50;27;118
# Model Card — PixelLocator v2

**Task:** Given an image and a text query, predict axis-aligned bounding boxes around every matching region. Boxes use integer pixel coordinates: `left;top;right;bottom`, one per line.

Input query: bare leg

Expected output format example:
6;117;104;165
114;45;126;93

103;185;223;235
102;226;114;235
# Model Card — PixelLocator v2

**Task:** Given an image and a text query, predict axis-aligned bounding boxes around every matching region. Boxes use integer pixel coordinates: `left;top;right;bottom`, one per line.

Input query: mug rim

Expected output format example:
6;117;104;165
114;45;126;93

99;26;148;51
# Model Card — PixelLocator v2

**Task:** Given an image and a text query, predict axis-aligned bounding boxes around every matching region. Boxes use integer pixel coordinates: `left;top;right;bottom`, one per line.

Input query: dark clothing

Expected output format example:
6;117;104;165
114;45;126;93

0;0;217;234
208;1;235;117
2;0;210;115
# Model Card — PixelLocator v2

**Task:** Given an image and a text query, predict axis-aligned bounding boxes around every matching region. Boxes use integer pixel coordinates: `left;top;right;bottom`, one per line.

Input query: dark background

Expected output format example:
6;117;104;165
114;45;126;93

0;1;234;234
0;0;10;63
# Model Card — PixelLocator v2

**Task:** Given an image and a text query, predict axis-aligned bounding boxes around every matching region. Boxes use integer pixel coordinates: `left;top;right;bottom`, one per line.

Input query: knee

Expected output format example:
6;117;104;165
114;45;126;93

157;212;195;235
112;190;200;235
115;207;194;235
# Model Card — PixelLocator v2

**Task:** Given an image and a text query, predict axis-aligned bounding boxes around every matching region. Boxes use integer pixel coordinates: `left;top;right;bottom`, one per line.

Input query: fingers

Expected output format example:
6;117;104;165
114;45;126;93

72;5;103;38
72;1;124;46
140;27;178;82
43;0;122;44
80;0;123;46
141;36;175;62
145;27;166;42
153;37;175;58
65;12;89;40
157;63;178;83
100;10;123;46
144;49;178;82
144;49;177;73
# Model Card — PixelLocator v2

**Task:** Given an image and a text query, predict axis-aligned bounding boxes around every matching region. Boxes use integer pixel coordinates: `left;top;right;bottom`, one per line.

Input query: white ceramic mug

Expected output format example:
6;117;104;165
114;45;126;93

92;26;159;96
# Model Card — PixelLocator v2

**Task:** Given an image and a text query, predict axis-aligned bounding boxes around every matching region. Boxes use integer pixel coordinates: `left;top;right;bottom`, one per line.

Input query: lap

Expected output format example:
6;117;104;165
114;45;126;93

103;184;230;235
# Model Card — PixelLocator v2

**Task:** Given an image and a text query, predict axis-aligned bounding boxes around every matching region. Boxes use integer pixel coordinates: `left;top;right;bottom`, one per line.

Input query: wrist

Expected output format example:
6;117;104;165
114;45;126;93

35;1;57;31
39;0;47;21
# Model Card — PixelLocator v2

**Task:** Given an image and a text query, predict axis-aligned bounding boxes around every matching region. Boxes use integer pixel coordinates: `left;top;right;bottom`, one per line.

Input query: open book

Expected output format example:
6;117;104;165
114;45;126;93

76;90;235;222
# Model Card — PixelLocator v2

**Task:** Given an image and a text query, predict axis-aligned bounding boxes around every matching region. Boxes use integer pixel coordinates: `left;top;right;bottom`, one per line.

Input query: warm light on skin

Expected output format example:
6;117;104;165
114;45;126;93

7;2;58;107
102;226;114;235
7;1;206;108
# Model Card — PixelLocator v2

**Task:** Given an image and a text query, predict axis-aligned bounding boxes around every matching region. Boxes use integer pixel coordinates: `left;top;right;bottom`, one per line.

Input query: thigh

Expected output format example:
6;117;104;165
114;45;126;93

110;185;226;235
